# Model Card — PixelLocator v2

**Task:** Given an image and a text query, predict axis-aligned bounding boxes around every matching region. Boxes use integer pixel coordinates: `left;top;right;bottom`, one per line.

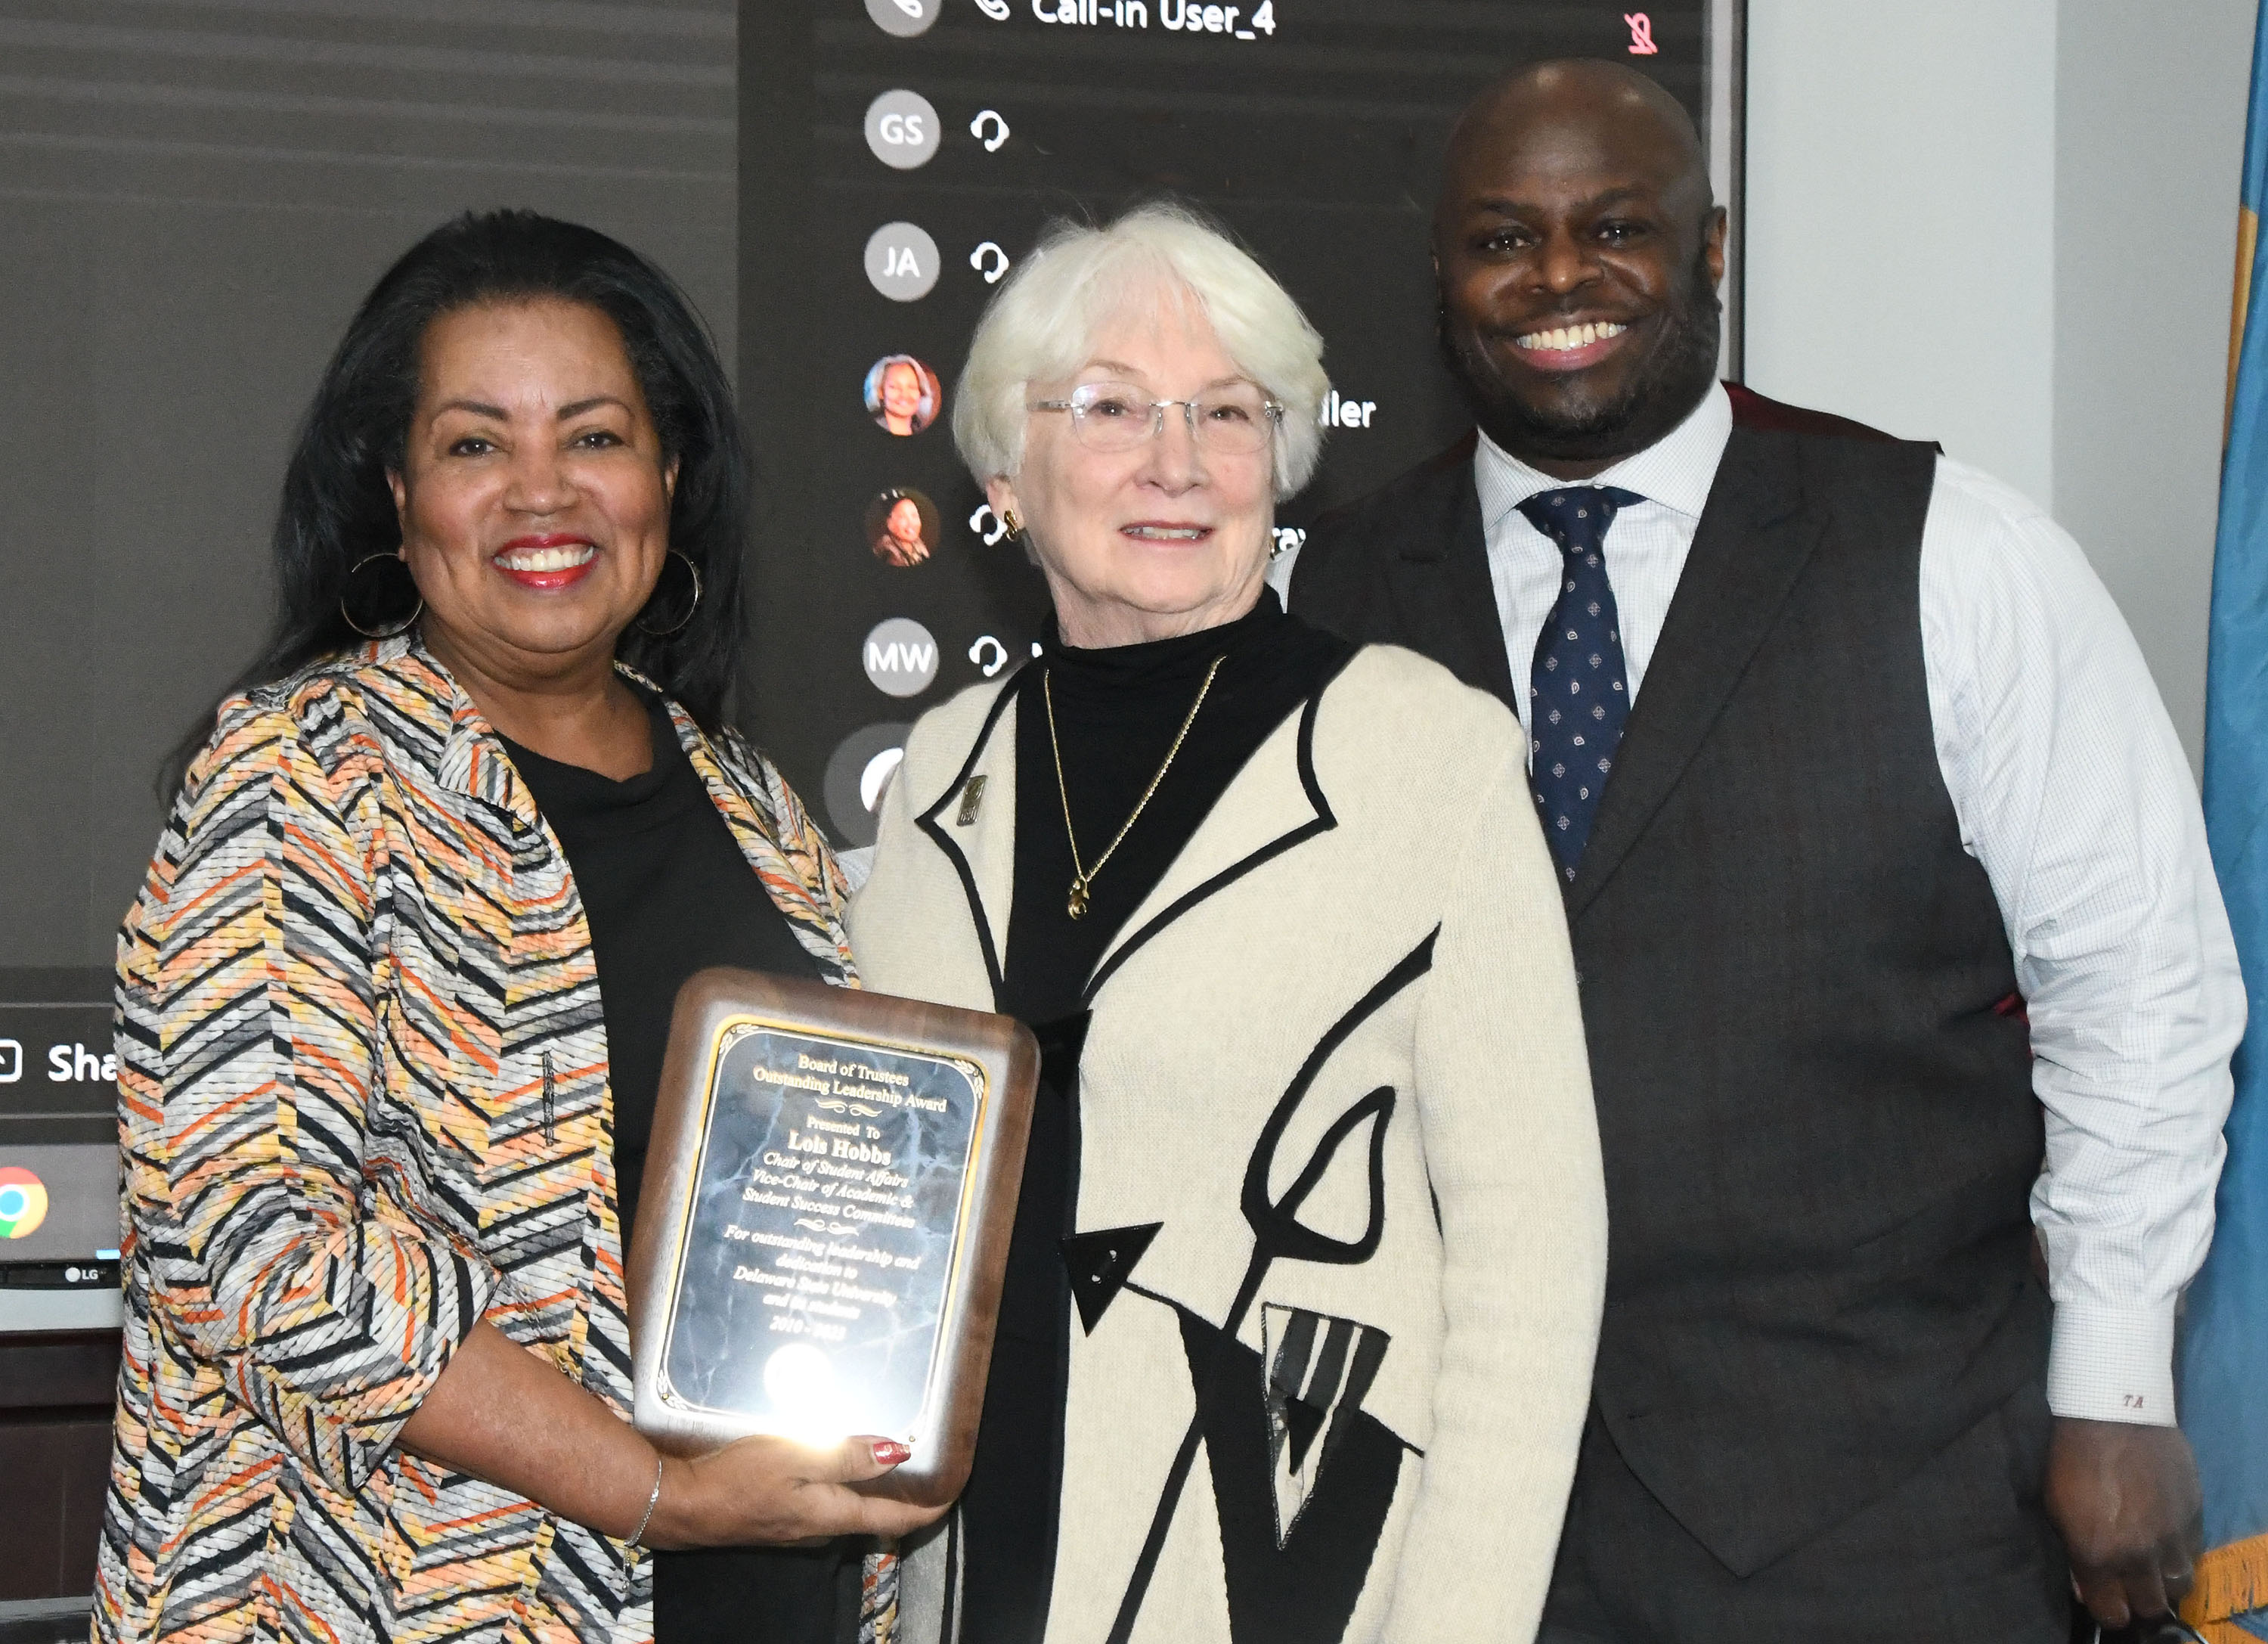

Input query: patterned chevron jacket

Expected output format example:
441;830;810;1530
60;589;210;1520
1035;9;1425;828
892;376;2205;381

97;639;856;1644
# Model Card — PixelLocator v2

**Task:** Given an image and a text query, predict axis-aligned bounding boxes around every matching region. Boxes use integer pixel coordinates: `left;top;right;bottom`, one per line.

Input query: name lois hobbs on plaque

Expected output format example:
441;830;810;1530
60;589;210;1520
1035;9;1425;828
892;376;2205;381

628;970;1037;1508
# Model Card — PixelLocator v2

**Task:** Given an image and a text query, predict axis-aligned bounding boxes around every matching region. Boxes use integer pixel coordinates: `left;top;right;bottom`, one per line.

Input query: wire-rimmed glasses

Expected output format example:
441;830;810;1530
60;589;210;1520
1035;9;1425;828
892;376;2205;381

1030;380;1284;455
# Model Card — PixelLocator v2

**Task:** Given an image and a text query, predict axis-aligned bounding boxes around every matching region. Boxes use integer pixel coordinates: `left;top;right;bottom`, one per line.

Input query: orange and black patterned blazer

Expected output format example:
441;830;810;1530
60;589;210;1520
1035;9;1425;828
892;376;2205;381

97;639;855;1644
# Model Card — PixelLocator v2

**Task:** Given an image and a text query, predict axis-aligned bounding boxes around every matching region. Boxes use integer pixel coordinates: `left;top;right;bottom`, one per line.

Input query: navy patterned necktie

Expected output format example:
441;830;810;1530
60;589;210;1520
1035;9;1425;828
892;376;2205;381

1520;485;1644;882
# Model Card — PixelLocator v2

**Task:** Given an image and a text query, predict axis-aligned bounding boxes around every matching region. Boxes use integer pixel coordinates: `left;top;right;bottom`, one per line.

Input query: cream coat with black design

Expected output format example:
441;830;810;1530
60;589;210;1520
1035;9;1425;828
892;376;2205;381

850;642;1606;1644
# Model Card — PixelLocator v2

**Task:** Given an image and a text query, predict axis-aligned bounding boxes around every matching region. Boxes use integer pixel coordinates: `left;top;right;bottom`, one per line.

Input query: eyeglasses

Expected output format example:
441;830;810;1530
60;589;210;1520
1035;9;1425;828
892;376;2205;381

1030;381;1284;455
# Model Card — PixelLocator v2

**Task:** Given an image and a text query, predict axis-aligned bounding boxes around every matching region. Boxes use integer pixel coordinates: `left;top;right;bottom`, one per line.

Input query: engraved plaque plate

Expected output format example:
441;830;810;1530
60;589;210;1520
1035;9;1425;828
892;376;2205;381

656;1024;981;1435
629;969;1036;1508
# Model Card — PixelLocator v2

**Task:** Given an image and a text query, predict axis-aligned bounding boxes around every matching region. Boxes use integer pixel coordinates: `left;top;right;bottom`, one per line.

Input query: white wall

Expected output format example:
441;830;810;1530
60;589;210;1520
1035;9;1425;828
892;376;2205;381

1746;0;2062;504
2052;0;2253;774
1744;0;2254;771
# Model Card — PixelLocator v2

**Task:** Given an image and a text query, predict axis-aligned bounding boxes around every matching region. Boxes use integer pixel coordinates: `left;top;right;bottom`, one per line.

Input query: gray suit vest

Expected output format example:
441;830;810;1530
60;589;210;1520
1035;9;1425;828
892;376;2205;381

1292;412;2050;1574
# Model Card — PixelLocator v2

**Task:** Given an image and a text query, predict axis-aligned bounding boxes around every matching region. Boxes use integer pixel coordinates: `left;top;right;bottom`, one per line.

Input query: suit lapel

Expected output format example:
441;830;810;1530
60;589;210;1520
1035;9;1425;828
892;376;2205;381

912;674;1022;1002
1081;653;1352;1005
1393;441;1519;709
1566;430;1815;920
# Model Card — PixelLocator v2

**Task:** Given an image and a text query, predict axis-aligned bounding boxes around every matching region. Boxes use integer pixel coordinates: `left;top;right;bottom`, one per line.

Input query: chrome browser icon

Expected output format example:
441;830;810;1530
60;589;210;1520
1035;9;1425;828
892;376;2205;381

0;1167;49;1239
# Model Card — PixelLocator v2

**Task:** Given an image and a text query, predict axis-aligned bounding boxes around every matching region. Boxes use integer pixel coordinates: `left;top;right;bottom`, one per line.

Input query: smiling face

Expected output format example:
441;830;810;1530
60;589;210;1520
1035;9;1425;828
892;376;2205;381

1434;63;1727;479
880;361;925;427
885;497;925;547
389;299;677;692
990;294;1275;648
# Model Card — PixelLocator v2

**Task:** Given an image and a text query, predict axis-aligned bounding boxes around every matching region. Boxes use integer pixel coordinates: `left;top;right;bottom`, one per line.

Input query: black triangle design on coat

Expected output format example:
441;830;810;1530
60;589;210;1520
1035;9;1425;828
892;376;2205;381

1060;1221;1163;1335
1281;1394;1326;1472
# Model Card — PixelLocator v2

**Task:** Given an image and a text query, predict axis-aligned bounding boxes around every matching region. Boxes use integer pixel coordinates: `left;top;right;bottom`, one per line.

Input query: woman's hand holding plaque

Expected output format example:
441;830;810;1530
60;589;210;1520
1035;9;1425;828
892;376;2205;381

639;1433;942;1546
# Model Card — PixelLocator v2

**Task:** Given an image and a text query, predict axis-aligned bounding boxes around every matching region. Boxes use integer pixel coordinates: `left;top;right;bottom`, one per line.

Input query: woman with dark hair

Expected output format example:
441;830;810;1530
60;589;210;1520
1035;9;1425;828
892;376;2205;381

101;210;935;1644
870;491;932;567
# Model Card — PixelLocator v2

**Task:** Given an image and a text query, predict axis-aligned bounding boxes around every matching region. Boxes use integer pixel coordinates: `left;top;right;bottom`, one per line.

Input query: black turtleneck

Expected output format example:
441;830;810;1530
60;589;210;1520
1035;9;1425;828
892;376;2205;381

999;585;1352;1021
958;587;1353;1644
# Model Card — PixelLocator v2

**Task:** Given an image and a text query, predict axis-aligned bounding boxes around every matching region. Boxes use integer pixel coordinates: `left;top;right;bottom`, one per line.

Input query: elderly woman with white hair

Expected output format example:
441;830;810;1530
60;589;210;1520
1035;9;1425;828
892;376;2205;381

850;203;1606;1644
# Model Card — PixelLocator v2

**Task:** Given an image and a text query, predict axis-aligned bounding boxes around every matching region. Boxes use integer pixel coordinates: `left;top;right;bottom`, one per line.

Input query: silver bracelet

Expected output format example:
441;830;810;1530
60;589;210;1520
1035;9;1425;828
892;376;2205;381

628;1453;664;1546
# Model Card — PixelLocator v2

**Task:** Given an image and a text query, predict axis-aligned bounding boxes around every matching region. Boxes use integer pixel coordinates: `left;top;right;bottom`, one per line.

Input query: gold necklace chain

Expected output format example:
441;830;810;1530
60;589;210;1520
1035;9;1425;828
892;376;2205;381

1043;654;1225;920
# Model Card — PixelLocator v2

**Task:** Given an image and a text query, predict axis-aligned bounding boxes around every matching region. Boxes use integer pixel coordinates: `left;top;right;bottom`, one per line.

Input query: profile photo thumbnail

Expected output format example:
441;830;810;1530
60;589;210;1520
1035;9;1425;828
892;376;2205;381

866;488;940;568
864;353;943;437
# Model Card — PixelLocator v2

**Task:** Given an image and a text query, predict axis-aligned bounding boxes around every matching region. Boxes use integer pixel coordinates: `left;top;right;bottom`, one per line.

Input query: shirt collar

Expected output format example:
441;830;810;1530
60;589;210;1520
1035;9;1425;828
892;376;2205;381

1473;381;1734;535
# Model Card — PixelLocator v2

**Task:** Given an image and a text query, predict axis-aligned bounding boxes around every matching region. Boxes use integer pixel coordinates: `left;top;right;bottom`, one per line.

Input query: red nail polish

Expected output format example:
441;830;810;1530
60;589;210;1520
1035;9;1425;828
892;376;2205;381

872;1441;912;1466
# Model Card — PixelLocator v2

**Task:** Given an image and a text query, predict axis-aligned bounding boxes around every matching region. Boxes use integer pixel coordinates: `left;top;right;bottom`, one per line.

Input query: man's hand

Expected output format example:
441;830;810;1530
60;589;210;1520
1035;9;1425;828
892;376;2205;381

2044;1417;2204;1630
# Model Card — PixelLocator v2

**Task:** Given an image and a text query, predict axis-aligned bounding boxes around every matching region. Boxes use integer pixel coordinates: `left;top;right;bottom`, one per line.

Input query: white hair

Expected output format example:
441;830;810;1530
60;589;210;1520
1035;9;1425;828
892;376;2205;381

951;201;1330;501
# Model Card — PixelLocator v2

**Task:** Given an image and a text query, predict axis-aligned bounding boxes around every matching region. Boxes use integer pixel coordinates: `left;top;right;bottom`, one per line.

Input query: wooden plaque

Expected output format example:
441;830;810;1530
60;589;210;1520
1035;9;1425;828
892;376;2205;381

627;969;1037;1507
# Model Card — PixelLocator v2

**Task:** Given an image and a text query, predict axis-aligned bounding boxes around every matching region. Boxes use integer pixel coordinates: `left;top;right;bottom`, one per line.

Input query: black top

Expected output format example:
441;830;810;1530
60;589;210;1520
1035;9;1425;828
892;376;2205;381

499;689;859;1644
959;588;1352;1643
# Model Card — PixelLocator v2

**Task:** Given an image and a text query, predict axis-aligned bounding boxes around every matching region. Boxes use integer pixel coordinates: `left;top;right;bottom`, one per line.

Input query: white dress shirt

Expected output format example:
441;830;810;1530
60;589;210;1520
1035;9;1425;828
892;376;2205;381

1449;383;2240;1427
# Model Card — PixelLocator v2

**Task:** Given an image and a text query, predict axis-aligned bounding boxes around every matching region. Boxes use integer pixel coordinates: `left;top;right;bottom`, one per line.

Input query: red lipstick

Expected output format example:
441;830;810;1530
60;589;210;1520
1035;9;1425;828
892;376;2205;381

493;533;597;591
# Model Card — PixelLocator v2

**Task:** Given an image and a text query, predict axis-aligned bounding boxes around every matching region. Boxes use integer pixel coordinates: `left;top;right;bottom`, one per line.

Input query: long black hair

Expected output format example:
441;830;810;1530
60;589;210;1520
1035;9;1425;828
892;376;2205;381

164;209;749;799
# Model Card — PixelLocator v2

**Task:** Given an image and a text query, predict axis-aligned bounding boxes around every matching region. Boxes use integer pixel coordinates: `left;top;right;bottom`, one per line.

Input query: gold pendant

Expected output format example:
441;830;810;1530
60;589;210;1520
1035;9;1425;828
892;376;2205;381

1067;879;1090;920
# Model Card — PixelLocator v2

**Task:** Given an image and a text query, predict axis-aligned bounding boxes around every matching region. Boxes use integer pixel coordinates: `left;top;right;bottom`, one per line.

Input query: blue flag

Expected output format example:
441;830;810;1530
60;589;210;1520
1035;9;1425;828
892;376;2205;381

2189;7;2268;1638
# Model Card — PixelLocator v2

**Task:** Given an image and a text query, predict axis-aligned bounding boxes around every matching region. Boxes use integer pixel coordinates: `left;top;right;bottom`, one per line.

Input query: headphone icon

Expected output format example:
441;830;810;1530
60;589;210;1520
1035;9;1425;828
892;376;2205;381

970;110;1012;152
969;242;1011;284
968;503;1010;546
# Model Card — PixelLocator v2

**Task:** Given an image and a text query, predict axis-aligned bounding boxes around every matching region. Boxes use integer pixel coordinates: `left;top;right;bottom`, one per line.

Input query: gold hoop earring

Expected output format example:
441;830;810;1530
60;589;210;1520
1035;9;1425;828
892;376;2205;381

634;549;703;637
340;551;422;640
1002;508;1024;539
